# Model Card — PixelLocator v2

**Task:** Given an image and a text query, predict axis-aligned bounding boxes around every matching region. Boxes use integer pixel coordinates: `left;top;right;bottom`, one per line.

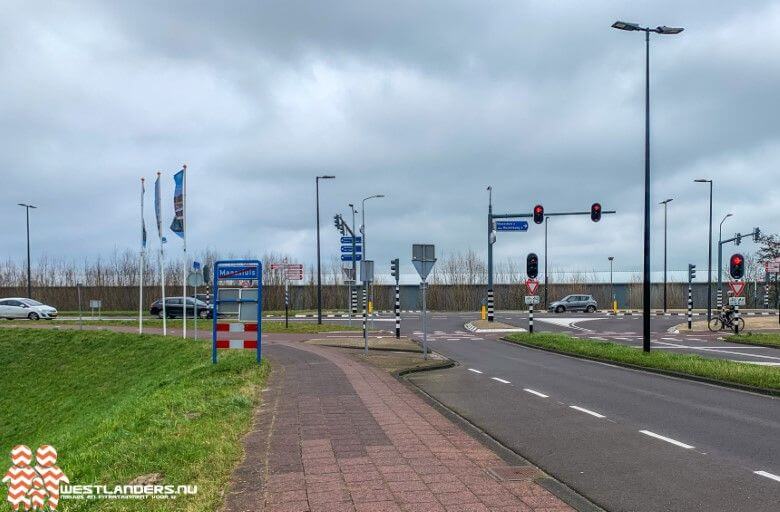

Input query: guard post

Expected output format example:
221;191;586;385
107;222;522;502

211;260;263;364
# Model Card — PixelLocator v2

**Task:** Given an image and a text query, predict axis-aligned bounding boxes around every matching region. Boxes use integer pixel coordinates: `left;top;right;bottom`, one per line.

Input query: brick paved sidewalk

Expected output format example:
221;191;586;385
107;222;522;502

223;340;575;512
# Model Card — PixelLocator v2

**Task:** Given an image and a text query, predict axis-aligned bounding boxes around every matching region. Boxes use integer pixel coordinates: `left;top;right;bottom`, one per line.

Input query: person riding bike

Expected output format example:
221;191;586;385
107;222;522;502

721;303;735;325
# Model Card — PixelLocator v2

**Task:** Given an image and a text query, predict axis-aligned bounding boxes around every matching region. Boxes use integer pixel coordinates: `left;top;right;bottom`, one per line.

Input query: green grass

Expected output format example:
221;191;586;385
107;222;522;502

0;318;360;333
727;332;780;349
505;332;780;392
0;329;269;511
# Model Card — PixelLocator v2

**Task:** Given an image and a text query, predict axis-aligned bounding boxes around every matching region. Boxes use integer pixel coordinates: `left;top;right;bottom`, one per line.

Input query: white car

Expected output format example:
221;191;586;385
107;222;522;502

0;298;58;320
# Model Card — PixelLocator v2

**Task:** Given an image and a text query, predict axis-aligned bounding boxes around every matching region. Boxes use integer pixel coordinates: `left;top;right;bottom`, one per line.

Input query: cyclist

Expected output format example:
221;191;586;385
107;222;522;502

721;303;735;326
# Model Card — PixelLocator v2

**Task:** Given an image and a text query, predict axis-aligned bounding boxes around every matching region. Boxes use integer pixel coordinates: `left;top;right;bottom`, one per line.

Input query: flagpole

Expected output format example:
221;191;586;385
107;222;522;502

182;164;187;340
157;171;167;336
139;177;145;334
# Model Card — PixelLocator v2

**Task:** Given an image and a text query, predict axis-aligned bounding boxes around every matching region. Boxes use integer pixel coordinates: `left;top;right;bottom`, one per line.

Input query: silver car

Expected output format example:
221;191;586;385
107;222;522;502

548;294;598;313
0;298;58;320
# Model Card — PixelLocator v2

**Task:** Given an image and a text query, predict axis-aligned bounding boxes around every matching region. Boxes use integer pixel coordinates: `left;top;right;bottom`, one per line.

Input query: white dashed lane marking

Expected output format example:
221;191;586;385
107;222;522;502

491;377;511;384
754;470;780;483
468;368;483;374
570;405;606;418
639;430;694;449
523;388;549;398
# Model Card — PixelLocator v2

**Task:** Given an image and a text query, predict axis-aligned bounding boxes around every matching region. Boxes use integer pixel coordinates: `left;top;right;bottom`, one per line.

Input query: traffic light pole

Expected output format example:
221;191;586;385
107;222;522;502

487;207;615;318
717;228;760;310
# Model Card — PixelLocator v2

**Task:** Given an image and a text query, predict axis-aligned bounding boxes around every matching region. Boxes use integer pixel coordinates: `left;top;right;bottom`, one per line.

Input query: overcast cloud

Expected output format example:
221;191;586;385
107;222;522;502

2;0;778;280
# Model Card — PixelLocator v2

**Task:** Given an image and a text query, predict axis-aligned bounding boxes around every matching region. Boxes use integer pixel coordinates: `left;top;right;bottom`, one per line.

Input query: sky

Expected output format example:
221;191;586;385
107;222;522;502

2;0;778;282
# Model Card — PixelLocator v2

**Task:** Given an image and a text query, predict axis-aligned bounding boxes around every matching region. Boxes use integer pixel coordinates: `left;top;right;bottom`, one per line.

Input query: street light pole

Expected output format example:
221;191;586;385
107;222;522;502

695;179;714;321
361;194;384;319
18;203;37;298
660;199;673;312
544;216;549;309
717;213;733;308
612;20;683;352
608;256;615;309
315;175;335;324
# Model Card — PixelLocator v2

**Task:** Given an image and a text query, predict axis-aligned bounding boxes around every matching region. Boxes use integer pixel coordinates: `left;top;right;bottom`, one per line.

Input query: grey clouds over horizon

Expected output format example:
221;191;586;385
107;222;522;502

2;1;778;279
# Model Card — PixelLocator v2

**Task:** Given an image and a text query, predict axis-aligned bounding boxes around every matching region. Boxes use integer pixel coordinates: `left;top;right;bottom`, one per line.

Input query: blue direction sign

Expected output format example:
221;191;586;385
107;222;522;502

216;265;260;280
495;220;528;232
341;236;362;244
341;254;362;262
341;245;362;253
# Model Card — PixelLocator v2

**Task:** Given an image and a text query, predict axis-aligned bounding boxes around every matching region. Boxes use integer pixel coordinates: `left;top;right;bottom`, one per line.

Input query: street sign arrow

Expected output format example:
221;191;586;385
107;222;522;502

341;236;362;244
496;220;529;232
341;254;362;262
341;245;362;253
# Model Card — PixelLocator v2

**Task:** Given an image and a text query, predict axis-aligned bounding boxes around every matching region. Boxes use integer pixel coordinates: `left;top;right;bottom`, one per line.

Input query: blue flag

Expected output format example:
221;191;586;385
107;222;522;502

154;173;163;240
170;168;185;238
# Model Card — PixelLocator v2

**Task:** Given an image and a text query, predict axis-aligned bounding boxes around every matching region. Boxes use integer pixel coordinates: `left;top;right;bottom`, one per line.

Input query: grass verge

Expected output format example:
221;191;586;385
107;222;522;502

504;332;780;393
0;318;359;333
726;332;780;349
0;328;269;511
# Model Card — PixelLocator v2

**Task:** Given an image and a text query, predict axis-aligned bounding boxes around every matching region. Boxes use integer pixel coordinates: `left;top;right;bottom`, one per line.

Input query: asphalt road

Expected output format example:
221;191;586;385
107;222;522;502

397;324;780;511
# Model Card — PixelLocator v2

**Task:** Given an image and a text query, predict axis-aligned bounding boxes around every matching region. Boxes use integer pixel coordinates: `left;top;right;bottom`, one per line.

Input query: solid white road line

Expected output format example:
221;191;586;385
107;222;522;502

491;377;511;384
754;470;780;483
639;430;694;449
468;368;483;374
523;388;549;398
570;405;606;418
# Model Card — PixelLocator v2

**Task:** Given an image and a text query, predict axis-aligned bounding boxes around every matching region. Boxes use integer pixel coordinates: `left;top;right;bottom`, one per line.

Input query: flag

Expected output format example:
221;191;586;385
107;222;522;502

154;173;163;240
170;168;185;238
141;178;147;249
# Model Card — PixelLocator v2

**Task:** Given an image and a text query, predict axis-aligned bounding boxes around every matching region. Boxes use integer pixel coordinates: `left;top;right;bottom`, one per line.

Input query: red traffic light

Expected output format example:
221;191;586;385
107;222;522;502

533;204;544;224
729;253;745;279
591;202;602;222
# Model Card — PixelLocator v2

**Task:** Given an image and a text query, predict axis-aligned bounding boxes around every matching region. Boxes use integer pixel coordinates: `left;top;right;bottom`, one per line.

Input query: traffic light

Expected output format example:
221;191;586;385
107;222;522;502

735;233;741;246
533;204;544;224
390;258;399;281
754;227;761;242
688;263;696;281
729;253;745;279
526;253;539;279
590;202;602;222
333;215;344;235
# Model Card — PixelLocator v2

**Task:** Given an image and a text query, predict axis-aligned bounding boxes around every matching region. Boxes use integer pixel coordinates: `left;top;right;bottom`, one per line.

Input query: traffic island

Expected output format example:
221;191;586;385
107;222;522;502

504;332;780;395
466;319;526;333
673;315;780;333
726;332;780;349
305;335;423;352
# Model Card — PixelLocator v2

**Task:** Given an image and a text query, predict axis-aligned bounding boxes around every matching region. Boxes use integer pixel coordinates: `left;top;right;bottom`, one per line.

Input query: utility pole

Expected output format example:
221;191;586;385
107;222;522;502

660;199;673;312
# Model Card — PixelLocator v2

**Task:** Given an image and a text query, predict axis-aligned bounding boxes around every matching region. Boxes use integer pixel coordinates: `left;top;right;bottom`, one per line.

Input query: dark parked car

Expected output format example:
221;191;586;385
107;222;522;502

548;294;598;313
150;297;212;319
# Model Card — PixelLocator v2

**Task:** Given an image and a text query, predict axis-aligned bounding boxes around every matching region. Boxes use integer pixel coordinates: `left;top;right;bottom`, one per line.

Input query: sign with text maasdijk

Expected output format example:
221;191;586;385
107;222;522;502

495;221;528;232
216;266;260;280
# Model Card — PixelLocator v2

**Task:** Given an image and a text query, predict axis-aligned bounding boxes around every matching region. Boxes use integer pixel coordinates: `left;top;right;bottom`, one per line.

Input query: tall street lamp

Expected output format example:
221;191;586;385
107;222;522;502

608;256;615;309
612;20;684;352
694;178;714;321
660;198;673;312
315;175;335;324
717;212;733;308
361;194;385;317
18;203;37;298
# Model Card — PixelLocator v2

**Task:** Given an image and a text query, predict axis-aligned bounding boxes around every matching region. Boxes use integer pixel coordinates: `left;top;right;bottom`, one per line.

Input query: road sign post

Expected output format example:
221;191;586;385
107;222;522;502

360;260;374;354
412;244;436;359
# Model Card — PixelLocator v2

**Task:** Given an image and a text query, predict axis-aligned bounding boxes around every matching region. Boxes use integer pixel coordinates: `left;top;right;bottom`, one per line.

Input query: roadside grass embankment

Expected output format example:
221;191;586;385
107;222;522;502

504;332;780;393
0;328;269;511
726;332;780;349
0;318;360;333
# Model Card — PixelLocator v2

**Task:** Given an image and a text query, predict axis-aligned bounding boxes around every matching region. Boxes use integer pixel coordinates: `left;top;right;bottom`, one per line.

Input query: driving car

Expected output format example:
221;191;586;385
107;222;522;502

0;298;58;320
150;297;212;319
548;294;598;313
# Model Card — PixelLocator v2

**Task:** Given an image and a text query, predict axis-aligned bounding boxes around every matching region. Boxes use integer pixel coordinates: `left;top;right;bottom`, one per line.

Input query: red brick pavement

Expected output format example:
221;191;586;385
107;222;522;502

223;340;574;512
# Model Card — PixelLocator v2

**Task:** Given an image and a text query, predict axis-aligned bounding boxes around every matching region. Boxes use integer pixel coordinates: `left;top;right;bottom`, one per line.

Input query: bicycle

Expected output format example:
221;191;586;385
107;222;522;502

708;312;745;333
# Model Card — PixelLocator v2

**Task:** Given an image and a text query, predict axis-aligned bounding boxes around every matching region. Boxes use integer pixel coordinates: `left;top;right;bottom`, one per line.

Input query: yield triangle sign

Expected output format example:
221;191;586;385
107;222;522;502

525;279;539;295
728;280;745;297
